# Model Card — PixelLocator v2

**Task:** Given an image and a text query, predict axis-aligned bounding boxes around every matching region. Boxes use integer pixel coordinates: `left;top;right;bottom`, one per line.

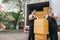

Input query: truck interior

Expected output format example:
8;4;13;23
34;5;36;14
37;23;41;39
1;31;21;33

27;1;49;25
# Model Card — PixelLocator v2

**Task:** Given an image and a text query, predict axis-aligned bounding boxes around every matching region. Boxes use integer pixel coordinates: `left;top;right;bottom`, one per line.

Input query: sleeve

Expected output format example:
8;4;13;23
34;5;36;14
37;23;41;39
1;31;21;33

54;12;58;16
29;14;32;19
45;15;48;18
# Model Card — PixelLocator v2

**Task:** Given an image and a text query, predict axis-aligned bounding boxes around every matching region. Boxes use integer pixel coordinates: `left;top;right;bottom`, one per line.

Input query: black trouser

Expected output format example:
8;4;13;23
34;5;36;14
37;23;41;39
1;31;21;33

49;23;58;40
28;26;34;40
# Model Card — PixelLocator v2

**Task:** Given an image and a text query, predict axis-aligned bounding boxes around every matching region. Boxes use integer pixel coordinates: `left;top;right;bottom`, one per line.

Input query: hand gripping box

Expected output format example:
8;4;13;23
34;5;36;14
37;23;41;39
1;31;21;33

34;18;48;34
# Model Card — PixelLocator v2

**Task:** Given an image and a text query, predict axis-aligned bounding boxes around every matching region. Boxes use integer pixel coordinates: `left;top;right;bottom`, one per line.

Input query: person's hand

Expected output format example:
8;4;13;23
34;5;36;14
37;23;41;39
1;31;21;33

34;16;37;18
34;16;38;19
49;14;53;17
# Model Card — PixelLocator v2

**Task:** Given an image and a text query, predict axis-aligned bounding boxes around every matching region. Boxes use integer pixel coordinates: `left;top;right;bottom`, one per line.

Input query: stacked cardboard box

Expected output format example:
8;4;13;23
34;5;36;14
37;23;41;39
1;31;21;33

35;7;49;19
35;34;47;40
34;18;48;40
34;18;48;34
35;11;44;18
34;7;49;40
43;7;49;14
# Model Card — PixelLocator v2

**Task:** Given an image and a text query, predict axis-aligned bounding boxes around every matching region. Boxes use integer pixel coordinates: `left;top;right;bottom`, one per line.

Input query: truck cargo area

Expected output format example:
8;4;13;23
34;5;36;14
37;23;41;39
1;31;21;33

27;1;49;25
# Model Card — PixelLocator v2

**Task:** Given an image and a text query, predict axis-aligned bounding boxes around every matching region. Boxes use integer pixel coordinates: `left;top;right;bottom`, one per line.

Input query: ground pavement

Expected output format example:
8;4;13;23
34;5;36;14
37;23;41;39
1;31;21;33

0;32;60;40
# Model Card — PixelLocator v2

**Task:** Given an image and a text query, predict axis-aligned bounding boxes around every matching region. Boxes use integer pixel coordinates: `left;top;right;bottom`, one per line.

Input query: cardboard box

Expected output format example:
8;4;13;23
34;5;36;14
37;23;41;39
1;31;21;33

35;34;47;40
35;38;46;40
43;7;48;11
43;7;49;14
34;18;48;34
35;11;44;18
35;11;48;18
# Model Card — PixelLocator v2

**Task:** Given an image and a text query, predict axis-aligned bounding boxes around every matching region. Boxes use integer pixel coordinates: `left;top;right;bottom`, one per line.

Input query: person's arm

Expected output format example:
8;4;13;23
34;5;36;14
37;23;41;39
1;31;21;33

52;13;58;20
44;15;48;18
49;13;58;20
52;16;58;20
29;15;34;21
29;15;37;21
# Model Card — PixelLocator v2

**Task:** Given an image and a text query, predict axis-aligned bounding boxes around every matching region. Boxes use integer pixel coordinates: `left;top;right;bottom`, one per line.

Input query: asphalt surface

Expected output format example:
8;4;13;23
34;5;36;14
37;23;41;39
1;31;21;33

0;32;28;40
0;32;60;40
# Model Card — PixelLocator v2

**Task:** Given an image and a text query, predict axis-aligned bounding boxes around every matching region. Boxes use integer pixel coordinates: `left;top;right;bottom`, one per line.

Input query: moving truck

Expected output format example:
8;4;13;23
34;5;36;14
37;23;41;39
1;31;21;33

24;1;49;26
24;1;49;32
24;0;60;32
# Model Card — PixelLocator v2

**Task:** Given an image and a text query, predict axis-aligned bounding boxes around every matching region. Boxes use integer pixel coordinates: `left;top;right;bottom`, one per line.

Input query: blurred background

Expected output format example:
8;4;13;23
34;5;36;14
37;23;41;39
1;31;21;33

0;0;60;40
0;0;25;30
0;0;60;31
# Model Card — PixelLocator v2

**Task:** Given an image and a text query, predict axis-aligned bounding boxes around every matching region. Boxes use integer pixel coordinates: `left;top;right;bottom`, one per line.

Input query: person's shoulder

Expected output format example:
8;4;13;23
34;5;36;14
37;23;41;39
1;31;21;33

53;12;58;16
54;12;57;14
29;14;32;16
29;14;32;18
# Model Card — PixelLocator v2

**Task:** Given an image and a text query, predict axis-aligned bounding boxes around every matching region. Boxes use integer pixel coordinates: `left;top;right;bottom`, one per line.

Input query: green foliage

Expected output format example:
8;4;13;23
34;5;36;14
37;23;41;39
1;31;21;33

9;24;14;29
18;12;24;22
0;12;24;22
1;0;24;29
2;0;24;22
2;0;10;3
0;12;6;22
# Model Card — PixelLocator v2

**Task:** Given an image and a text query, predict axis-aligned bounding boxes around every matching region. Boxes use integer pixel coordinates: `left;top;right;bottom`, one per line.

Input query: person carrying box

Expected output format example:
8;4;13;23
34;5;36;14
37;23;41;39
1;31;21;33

45;7;58;40
28;10;38;40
